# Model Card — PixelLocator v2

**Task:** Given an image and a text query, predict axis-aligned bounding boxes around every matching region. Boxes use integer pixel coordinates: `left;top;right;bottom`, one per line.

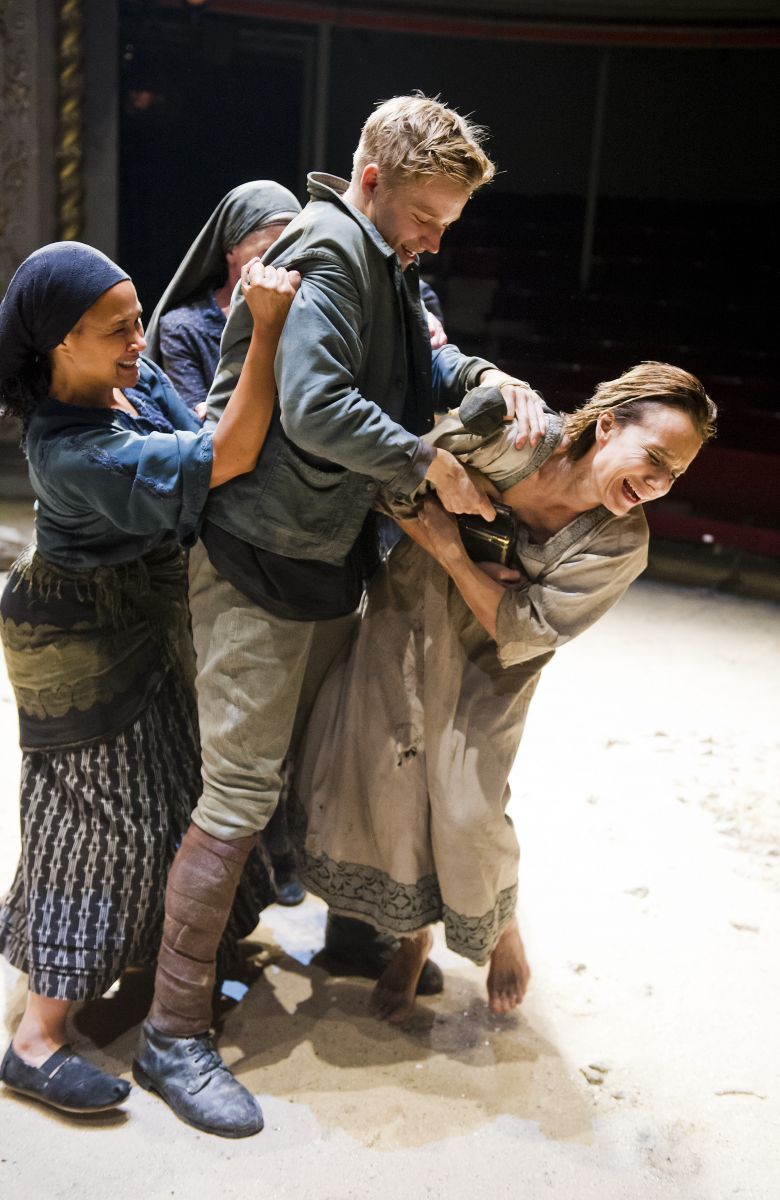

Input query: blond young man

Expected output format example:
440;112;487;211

135;95;545;1138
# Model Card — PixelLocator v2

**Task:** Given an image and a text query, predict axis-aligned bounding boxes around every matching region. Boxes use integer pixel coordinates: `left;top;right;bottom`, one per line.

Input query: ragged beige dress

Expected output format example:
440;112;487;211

295;406;649;964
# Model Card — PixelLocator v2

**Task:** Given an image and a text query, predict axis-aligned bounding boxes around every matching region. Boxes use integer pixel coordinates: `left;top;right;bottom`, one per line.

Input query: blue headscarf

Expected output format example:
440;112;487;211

0;241;129;381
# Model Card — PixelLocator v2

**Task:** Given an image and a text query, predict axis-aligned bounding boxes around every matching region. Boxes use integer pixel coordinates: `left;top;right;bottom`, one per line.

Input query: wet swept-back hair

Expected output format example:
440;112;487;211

564;361;717;461
352;93;496;192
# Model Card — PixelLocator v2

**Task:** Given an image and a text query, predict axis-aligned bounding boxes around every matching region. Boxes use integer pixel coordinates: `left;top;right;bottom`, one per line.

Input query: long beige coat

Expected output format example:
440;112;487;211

295;409;649;964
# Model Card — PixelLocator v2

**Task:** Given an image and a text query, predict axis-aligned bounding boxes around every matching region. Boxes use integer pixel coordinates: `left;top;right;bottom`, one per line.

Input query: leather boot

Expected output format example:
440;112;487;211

149;822;257;1036
136;822;264;1137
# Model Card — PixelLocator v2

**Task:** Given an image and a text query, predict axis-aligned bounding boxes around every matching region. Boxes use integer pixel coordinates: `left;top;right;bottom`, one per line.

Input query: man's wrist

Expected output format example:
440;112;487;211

479;368;531;390
424;447;448;483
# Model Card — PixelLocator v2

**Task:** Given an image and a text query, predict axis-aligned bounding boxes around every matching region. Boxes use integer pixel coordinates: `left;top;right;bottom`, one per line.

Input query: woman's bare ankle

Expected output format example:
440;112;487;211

12;995;71;1066
487;918;531;1015
370;927;433;1023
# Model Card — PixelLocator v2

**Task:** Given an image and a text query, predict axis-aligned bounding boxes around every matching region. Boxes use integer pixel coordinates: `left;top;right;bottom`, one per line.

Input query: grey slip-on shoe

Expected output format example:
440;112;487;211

0;1041;130;1113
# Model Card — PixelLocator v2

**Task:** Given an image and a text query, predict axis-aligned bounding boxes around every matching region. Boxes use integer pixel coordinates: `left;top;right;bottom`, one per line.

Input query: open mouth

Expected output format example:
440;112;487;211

118;358;139;371
622;479;642;503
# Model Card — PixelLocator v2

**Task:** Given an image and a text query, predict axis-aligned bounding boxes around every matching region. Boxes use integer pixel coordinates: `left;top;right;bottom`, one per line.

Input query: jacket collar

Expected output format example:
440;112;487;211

307;172;398;263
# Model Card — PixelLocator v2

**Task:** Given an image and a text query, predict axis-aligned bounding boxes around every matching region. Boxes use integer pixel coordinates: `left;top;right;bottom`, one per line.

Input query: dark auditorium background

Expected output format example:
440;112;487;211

1;0;778;592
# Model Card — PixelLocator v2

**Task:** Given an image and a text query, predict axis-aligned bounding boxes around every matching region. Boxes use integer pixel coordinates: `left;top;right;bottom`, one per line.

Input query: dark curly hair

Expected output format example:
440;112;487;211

0;355;52;447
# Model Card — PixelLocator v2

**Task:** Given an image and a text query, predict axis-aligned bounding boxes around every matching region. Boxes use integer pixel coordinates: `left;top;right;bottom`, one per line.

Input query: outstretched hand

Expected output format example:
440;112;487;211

478;368;546;449
241;257;301;331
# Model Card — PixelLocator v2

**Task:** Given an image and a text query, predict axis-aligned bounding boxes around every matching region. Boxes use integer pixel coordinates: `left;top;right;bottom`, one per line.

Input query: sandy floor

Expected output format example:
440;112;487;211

0;577;778;1200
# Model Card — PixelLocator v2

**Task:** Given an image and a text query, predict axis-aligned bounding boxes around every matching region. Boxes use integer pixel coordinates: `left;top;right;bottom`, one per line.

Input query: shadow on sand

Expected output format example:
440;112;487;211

66;920;591;1150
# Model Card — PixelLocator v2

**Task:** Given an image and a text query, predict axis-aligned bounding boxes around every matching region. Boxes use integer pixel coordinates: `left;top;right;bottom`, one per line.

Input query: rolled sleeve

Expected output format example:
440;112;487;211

52;425;213;546
495;515;649;668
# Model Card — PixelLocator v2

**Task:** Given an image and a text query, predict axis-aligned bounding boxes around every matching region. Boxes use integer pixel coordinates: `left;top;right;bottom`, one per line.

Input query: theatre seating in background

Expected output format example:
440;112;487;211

425;195;779;563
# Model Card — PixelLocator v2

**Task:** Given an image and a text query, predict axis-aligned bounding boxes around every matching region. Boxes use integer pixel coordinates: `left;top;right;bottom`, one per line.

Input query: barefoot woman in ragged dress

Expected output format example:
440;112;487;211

295;363;716;1022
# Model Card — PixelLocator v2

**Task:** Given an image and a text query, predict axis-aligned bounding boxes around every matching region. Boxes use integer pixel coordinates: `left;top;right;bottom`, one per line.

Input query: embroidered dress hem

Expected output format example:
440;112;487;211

299;847;518;966
0;545;273;1000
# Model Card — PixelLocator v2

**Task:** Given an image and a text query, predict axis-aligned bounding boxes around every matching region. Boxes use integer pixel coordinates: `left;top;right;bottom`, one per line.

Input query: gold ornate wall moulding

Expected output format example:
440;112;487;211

57;0;84;242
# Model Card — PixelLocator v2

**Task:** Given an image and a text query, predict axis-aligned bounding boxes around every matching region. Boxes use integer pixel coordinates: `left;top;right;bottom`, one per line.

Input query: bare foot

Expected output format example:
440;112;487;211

487;918;531;1015
369;929;434;1024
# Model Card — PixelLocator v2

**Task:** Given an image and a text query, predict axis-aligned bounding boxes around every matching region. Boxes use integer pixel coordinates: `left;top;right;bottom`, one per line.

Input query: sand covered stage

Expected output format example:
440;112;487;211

1;576;778;1200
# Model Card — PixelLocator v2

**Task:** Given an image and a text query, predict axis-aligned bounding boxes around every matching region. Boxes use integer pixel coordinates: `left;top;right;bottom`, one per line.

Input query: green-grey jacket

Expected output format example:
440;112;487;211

204;173;494;564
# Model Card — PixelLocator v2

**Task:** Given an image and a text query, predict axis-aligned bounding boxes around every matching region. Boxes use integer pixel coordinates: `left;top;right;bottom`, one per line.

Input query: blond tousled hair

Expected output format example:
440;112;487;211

564;361;717;460
352;94;496;192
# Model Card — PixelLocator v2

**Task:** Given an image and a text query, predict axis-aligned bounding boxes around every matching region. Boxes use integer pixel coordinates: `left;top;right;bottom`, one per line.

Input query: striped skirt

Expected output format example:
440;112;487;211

0;669;201;999
0;545;272;1000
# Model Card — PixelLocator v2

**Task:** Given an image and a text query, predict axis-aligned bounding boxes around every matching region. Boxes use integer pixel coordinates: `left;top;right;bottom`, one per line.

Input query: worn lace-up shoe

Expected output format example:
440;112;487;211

133;1021;263;1138
0;1041;131;1113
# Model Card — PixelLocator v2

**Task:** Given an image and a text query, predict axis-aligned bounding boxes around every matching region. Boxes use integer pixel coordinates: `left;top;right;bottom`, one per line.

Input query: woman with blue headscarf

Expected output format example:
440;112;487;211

0;240;298;1116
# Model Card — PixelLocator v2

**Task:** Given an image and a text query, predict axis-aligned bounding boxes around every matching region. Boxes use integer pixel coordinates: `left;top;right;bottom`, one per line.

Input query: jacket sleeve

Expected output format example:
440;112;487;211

494;512;649;668
207;254;434;495
276;254;438;493
375;398;547;519
431;342;495;413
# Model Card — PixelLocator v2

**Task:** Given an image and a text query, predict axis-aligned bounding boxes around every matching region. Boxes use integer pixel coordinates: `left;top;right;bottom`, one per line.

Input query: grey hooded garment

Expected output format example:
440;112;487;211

144;179;300;363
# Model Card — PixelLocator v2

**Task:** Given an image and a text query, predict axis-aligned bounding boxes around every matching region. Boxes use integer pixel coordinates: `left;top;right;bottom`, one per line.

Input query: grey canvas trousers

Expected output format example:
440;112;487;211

187;539;357;841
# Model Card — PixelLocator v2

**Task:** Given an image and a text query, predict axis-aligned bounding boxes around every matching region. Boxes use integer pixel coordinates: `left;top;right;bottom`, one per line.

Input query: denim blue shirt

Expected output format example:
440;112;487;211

158;290;225;411
27;357;213;567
